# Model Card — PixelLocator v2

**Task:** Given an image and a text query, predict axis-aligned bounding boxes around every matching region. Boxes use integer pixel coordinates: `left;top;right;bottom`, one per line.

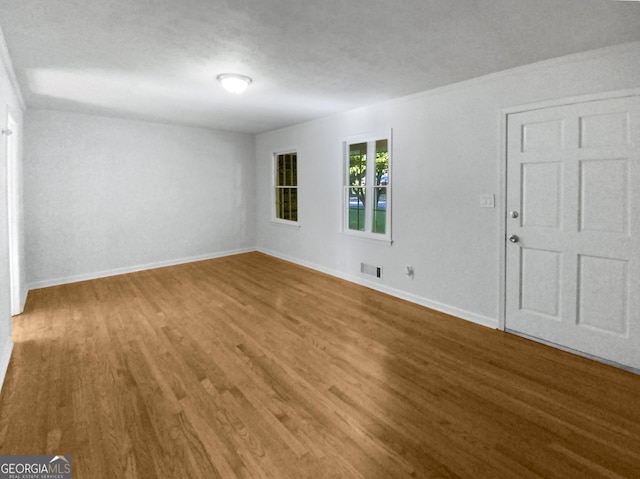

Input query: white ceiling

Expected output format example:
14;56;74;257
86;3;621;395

1;0;639;134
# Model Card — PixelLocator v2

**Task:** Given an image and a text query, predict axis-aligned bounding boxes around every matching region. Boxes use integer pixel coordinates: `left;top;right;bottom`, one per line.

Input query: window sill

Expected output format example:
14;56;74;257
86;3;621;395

341;230;393;246
271;219;301;228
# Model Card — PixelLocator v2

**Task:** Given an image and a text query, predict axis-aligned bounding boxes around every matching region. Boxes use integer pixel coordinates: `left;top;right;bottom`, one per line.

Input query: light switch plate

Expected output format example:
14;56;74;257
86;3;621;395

480;194;495;208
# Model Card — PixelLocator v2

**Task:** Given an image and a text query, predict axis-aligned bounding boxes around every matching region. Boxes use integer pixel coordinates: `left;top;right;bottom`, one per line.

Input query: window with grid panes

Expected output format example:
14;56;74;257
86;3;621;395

274;151;298;223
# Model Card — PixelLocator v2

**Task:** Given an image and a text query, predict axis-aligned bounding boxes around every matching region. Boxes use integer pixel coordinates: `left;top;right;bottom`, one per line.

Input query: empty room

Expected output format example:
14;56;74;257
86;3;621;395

0;0;639;477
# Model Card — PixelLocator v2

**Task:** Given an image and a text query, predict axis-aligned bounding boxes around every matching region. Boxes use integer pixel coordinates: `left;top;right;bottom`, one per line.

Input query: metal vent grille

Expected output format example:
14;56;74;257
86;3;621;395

360;262;382;279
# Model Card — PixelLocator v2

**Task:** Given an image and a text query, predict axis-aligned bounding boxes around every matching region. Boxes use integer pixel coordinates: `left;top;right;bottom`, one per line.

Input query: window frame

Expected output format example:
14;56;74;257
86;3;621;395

342;131;392;243
272;149;300;226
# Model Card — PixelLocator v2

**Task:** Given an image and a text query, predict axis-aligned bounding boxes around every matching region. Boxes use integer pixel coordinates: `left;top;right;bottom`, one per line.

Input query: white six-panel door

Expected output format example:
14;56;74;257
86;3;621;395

505;95;640;369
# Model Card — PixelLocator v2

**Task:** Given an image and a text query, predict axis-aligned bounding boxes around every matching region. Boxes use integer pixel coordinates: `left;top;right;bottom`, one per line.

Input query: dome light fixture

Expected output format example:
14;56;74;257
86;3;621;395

216;73;252;94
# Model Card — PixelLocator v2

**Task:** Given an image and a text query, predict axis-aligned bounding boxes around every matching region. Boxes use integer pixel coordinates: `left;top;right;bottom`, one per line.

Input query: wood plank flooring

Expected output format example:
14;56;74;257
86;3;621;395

1;252;639;478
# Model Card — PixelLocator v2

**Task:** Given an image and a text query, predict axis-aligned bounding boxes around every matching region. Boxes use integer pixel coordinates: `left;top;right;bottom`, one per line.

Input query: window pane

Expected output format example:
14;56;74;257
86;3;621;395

349;143;367;188
275;187;297;221
288;187;298;222
276;187;283;219
286;154;293;186
375;140;389;186
348;187;366;231
372;186;386;234
277;155;284;186
276;152;297;187
292;153;297;187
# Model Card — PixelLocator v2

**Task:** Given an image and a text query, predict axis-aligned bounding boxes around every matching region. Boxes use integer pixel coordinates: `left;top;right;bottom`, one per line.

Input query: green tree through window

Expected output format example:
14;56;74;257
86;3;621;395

345;135;390;238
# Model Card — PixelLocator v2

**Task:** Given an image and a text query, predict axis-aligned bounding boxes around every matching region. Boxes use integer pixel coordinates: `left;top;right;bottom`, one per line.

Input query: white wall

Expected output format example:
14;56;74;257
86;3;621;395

0;40;24;391
25;110;256;288
255;41;640;328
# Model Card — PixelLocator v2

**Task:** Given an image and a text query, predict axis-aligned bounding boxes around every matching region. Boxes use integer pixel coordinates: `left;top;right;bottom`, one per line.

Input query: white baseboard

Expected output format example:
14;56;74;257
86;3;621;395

258;248;498;330
27;248;257;290
0;339;14;396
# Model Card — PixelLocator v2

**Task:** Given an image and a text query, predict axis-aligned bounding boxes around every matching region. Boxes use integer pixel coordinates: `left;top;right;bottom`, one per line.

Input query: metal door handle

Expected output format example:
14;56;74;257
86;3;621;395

509;235;519;243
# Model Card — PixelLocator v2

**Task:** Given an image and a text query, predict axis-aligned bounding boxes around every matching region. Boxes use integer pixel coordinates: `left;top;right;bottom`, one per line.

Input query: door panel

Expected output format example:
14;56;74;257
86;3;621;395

506;95;640;369
522;119;564;152
577;255;628;335
520;248;562;318
521;162;562;229
579;111;629;149
579;158;628;234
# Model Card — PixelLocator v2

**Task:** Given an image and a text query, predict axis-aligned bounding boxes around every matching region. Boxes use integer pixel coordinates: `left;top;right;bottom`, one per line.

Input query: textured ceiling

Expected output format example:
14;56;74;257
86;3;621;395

1;0;639;133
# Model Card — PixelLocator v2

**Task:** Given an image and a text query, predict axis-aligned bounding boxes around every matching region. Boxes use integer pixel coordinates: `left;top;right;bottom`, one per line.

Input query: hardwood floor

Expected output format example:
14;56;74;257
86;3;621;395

1;252;639;478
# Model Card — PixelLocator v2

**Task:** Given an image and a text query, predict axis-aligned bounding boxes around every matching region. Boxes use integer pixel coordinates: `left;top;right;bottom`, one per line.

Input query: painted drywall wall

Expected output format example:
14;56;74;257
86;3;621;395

25;110;256;288
0;52;24;391
255;41;640;328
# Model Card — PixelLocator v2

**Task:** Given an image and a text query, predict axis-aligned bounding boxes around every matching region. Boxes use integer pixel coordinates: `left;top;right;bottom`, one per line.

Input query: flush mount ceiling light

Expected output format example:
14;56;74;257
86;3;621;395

216;73;252;94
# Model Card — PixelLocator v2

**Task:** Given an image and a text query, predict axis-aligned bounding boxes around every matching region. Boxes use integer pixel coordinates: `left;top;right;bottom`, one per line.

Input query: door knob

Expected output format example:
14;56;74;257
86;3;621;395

510;211;519;218
509;235;519;243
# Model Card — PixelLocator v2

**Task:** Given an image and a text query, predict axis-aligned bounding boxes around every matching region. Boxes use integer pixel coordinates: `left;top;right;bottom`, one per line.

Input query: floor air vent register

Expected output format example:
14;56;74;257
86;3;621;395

360;262;382;279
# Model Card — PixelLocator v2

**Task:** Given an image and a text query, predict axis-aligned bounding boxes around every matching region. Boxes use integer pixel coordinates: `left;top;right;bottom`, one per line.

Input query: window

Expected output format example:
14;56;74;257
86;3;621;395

274;151;298;223
344;133;391;240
